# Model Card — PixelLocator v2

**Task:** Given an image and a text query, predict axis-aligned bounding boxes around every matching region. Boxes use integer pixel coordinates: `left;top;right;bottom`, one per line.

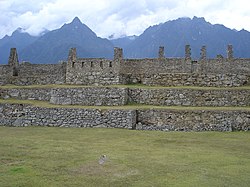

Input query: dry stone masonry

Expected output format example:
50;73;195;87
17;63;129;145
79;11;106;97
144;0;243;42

128;88;250;107
0;45;249;87
1;87;250;107
227;44;234;60
136;109;250;131
0;103;136;129
0;45;249;131
0;103;249;131
50;87;128;106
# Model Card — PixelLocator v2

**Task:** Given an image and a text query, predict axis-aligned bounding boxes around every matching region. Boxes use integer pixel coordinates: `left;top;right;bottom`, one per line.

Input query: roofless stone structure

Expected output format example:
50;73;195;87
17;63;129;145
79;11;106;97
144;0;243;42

0;46;249;131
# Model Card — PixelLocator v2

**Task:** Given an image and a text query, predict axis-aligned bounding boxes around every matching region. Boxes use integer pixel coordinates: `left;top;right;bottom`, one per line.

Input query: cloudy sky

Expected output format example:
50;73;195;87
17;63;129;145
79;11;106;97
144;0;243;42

0;0;250;39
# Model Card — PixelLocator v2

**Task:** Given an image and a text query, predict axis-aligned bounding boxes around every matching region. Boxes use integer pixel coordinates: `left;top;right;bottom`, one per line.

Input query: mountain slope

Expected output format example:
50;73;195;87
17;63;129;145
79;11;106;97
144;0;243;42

123;17;250;59
20;17;114;64
111;35;138;49
0;28;38;64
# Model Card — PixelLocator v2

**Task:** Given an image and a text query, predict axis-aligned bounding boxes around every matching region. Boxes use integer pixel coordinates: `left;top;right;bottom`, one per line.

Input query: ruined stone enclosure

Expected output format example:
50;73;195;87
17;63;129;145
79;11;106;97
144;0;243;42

1;45;250;87
0;45;249;131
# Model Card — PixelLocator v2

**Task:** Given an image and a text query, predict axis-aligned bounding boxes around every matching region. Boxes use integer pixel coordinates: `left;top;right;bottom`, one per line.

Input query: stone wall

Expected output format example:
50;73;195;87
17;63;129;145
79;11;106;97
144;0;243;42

50;87;128;106
0;103;136;129
66;49;120;85
0;63;66;86
203;59;250;74
66;59;120;85
0;103;249;131
0;77;10;86
120;58;250;75
0;65;13;85
2;47;250;87
18;63;66;76
0;87;128;106
0;65;13;77
120;58;186;75
1;87;249;107
119;55;250;87
129;88;250;106
137;109;250;131
121;73;249;87
0;88;51;101
15;63;66;85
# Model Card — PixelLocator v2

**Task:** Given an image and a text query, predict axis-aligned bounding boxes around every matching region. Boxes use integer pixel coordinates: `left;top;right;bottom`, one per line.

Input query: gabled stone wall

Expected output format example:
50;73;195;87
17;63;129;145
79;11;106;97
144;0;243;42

66;48;121;85
66;58;120;85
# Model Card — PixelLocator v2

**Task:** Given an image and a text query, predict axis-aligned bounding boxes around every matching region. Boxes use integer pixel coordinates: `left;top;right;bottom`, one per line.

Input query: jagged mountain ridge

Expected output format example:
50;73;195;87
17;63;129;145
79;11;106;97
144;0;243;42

1;16;250;64
121;17;250;59
19;17;114;64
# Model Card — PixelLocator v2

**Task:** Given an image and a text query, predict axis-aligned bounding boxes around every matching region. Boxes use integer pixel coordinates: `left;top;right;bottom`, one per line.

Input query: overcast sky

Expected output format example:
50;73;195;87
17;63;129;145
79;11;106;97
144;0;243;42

0;0;250;39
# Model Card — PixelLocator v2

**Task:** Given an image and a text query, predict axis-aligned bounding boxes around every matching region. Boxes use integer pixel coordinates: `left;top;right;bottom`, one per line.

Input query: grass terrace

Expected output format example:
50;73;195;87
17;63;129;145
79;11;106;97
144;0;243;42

1;84;249;186
1;98;250;111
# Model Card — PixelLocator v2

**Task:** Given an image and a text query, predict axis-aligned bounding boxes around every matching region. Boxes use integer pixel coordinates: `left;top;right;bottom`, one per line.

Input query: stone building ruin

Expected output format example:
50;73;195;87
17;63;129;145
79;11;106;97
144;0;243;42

0;45;250;131
0;45;249;87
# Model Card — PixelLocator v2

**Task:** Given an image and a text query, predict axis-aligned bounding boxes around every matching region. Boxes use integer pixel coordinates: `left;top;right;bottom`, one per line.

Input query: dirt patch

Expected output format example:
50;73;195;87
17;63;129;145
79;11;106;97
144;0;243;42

70;161;139;178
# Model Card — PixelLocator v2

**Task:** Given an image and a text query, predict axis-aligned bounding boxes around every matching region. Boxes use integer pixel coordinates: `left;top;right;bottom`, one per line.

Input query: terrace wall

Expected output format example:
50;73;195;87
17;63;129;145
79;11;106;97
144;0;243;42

1;87;250;107
129;88;250;107
0;103;136;129
0;103;249;131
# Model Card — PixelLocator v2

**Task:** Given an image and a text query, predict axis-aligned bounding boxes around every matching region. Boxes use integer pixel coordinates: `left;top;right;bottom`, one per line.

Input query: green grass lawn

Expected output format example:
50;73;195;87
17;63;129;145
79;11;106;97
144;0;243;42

0;127;249;187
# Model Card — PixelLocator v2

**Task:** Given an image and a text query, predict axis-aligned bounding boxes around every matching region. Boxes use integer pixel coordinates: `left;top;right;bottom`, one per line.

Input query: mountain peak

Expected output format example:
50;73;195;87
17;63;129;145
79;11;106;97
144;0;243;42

175;16;206;24
12;27;24;36
192;16;207;24
192;16;205;21
58;16;97;38
71;17;82;25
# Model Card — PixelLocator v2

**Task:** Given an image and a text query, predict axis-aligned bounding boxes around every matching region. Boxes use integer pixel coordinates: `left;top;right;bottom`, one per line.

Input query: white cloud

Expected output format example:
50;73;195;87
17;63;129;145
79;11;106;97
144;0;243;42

0;0;250;39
